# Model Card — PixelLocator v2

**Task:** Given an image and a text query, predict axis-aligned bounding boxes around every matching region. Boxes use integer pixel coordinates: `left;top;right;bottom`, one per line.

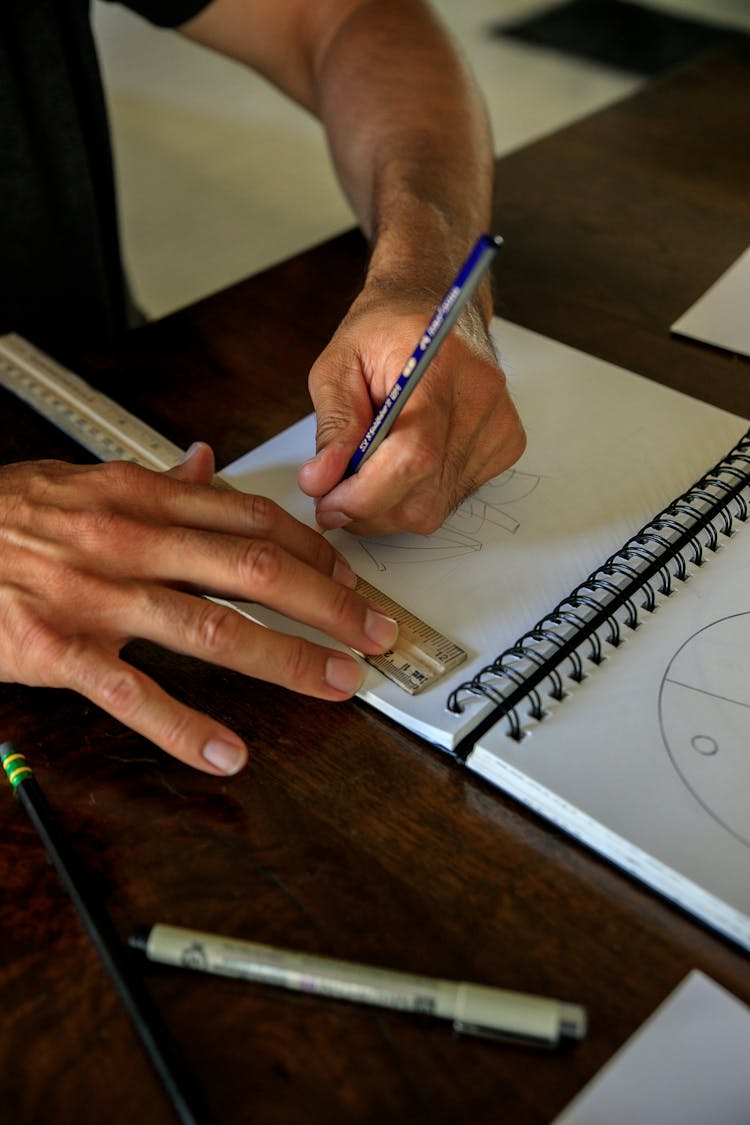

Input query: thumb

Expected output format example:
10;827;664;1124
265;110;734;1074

166;441;216;485
297;439;353;499
299;373;373;500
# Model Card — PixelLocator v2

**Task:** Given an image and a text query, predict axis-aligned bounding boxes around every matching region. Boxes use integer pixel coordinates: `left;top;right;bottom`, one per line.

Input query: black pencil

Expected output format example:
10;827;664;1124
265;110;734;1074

1;742;213;1125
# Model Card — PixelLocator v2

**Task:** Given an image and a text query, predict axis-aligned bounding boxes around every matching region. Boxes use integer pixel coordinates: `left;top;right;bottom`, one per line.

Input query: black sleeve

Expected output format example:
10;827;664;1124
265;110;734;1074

102;0;213;29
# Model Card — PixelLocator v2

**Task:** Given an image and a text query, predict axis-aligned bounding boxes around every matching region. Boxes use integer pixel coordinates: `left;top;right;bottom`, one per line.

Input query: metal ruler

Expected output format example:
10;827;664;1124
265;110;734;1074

0;332;467;694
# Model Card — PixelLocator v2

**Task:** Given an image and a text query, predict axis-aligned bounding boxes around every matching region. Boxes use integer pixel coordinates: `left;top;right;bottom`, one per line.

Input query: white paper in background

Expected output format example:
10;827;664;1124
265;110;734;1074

552;972;750;1125
671;246;750;358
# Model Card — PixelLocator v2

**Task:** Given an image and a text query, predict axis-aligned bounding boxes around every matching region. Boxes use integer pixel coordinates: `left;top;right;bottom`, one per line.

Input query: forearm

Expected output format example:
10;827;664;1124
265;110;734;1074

311;1;495;317
182;0;494;314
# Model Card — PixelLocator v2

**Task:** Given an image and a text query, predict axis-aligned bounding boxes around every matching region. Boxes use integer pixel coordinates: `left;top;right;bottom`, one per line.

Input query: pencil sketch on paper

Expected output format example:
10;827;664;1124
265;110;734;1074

658;612;750;849
356;468;541;570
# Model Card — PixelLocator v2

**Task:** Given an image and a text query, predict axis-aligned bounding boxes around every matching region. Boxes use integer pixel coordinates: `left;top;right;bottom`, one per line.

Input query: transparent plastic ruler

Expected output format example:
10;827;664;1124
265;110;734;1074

0;332;467;693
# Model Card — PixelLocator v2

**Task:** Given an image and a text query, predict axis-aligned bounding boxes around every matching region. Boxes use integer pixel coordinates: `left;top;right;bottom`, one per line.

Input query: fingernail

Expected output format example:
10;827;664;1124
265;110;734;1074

317;511;352;530
332;552;357;588
202;738;246;775
325;654;364;694
177;441;203;465
365;609;399;649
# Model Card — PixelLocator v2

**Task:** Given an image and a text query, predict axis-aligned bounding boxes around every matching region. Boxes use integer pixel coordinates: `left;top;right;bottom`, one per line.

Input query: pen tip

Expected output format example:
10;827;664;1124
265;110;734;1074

559;1003;588;1040
129;926;151;953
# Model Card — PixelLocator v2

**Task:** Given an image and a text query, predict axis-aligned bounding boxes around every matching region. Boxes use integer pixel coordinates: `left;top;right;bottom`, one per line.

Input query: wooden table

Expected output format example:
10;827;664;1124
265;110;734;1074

1;48;749;1125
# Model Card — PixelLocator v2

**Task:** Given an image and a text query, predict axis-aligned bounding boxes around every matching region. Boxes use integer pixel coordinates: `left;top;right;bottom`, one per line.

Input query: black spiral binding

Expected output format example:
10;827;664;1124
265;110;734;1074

449;429;750;763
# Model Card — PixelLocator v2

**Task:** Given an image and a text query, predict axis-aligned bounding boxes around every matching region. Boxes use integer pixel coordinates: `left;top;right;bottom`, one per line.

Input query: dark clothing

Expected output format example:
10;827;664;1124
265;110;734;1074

0;0;208;353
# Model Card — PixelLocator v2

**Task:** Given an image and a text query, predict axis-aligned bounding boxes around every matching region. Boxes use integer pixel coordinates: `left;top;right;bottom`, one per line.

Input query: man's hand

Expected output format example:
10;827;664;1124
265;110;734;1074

0;444;398;775
298;291;526;536
182;0;526;534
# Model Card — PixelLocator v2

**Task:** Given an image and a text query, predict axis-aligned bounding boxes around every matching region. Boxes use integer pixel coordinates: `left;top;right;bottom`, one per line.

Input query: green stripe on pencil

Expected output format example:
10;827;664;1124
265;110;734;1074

1;747;33;787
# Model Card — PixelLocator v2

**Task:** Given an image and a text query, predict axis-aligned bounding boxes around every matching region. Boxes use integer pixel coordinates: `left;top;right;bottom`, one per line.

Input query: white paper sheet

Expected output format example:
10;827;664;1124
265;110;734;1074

671;246;750;358
553;972;750;1125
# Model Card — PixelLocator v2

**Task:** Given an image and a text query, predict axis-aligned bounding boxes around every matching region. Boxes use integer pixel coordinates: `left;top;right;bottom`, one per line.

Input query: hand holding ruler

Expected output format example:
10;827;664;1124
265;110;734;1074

0;333;466;694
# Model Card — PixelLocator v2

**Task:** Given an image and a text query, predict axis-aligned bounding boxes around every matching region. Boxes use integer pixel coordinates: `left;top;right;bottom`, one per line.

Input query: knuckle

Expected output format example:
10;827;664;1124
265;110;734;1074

100;460;151;492
404;441;443;485
3;459;115;510
321;580;355;633
12;460;64;502
192;601;239;655
309;534;336;576
236;539;284;593
390;443;467;535
280;636;316;688
97;666;144;716
404;502;445;536
244;493;277;535
0;492;35;533
157;708;195;754
0;595;66;680
441;454;465;499
510;421;528;462
1;467;63;531
315;410;351;447
71;505;123;545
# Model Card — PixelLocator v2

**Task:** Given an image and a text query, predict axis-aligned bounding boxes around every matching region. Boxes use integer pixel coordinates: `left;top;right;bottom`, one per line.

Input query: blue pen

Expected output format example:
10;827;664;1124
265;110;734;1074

345;233;502;477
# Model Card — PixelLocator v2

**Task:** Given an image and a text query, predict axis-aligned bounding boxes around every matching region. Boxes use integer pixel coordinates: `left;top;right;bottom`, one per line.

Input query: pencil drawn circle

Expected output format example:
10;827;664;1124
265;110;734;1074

659;612;750;849
691;734;719;756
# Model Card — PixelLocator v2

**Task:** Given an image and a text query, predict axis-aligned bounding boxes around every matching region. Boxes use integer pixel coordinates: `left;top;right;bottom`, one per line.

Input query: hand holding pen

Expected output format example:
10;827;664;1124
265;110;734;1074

299;234;527;537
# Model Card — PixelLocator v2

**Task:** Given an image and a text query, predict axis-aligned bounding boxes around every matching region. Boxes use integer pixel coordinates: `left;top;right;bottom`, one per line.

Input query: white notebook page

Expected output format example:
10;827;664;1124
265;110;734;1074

222;318;747;750
468;509;750;949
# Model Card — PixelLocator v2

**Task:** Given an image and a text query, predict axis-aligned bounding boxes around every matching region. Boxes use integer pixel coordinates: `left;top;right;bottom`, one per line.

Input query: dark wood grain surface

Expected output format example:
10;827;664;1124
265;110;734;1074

1;49;749;1125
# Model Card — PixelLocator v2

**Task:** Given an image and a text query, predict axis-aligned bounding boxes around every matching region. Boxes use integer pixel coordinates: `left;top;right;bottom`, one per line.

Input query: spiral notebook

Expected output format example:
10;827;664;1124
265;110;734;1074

224;318;750;952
